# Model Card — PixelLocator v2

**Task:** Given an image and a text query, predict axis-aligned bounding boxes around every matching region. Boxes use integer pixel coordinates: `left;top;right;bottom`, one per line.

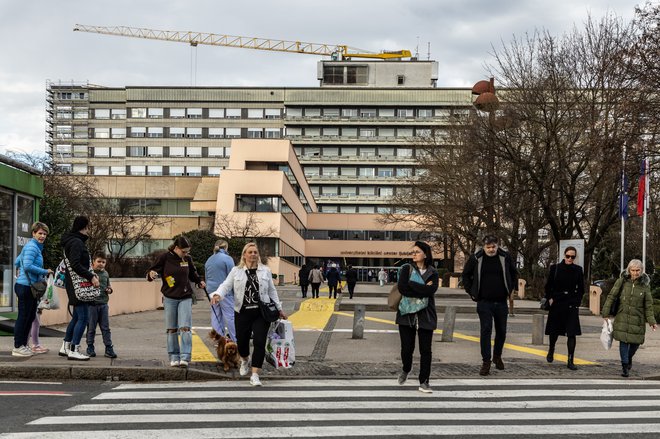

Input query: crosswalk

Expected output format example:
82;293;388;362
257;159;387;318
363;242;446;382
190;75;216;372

4;378;660;437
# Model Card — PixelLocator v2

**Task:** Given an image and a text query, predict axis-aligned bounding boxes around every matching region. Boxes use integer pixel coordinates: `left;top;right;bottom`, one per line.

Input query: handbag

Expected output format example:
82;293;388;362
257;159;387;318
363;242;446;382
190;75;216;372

387;284;402;311
398;264;429;315
20;256;47;299
259;300;280;323
63;254;101;302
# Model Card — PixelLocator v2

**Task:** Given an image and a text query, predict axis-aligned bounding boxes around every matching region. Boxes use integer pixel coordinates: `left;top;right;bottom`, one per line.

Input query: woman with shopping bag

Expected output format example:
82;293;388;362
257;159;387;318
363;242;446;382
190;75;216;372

602;259;657;377
210;242;287;386
12;222;53;357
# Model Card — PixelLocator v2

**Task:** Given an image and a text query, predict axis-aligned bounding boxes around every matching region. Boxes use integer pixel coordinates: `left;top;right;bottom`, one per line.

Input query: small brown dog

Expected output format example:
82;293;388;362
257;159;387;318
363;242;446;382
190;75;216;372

209;330;241;372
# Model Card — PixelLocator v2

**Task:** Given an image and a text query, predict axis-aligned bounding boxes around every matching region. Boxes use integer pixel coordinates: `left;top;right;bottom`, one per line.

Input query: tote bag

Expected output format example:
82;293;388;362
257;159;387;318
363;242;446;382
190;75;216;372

63;255;101;302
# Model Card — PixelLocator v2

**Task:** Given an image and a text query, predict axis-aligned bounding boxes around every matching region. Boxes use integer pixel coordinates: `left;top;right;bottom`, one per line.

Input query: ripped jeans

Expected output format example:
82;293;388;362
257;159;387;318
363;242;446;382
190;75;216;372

163;296;193;362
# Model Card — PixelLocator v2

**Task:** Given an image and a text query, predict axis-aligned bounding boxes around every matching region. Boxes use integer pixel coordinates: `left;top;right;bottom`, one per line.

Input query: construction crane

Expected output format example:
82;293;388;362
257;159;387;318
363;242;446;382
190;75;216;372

73;24;412;60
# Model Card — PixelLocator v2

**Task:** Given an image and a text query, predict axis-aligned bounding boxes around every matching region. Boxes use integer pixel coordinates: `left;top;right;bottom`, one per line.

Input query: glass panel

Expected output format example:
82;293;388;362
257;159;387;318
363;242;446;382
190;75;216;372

0;191;14;308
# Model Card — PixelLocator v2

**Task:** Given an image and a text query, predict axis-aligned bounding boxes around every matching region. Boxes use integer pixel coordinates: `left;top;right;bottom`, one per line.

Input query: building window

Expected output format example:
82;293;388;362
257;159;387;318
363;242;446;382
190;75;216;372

341;147;357;157
265;128;280;138
170;108;185;118
342;108;358;117
148;146;163;157
359;128;376;137
186;127;202;138
359;186;376;196
342;127;357;137
94;167;109;175
169;127;185;138
322;186;338;196
226;108;241;119
341;186;357;196
129;146;146;157
418;108;433;117
208;147;224;157
322;127;339;137
247;109;263;119
187;108;202;118
397;109;414;117
265;108;281;119
359;168;375;177
379;187;394;197
358;205;375;214
111;109;126;119
340;206;357;213
416;128;431;137
94;147;109;157
169;166;184;176
208;167;222;176
54;144;72;156
347;66;368;84
74;109;89;119
169;147;185;157
186;147;202;157
208;128;224;138
378;168;394;177
111;127;126;139
94;109;110;119
148;108;164;118
131;108;147;118
304;167;319;177
186;166;202;176
397;167;413;177
398;148;413;157
94;128;110;139
324;108;340;117
360;147;376;157
286;127;302;137
247;128;263;138
237;195;281;212
323;66;344;84
72;164;87;174
341;167;357;177
56;126;72;139
147;166;163;176
225;127;241;138
360;109;376;118
130;165;146;176
321;205;338;213
305;108;321;117
322;167;338;177
130;127;146;137
110;166;126;176
323;147;339;156
397;75;405;85
111;147;126;157
379;128;395;138
379;147;395;157
397;128;413;137
209;108;225;118
147;127;163;138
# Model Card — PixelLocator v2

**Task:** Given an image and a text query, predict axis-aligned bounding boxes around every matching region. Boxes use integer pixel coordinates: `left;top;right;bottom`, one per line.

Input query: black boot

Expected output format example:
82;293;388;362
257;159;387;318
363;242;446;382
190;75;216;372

546;347;554;363
567;354;578;371
621;363;629;377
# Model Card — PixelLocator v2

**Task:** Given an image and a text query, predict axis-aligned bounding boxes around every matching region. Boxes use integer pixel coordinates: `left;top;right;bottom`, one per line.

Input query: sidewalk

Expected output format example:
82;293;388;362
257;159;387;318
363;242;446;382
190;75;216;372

1;283;659;381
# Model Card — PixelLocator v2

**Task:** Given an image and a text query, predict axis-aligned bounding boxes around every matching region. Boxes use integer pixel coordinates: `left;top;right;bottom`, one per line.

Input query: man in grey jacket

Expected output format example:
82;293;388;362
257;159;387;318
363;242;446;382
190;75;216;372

462;235;518;376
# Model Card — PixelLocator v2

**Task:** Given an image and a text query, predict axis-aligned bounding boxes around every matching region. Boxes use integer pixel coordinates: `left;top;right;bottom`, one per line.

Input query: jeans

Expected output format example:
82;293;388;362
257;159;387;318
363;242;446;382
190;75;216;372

211;294;236;341
87;304;113;347
163;296;193;362
14;284;38;349
328;284;337;299
399;324;433;384
619;341;640;365
477;299;508;362
64;304;89;346
235;307;270;369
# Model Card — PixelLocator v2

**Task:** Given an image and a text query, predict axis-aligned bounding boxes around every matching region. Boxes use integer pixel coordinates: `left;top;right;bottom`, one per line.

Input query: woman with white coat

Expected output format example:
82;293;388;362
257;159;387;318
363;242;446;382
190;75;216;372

210;242;287;386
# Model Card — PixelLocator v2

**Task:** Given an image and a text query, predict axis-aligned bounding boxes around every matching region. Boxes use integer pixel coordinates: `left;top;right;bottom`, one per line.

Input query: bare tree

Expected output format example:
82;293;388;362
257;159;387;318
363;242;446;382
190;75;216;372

213;213;277;263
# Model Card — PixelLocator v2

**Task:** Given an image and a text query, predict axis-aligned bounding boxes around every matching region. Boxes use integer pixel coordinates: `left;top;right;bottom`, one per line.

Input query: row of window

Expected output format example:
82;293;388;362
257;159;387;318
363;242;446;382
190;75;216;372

311;186;398;197
317;205;410;214
284;127;445;138
86;108;283;120
304;166;414;178
286;107;465;118
54;145;232;158
306;229;430;241
295;146;414;158
58;164;224;177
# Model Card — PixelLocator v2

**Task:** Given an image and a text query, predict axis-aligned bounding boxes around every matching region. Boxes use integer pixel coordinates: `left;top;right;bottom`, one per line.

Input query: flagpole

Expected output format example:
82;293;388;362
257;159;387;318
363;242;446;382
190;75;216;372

642;156;649;270
621;145;627;273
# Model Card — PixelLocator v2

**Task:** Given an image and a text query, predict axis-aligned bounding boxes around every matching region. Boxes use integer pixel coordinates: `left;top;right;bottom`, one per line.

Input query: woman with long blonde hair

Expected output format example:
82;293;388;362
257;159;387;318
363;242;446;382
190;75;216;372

210;242;287;386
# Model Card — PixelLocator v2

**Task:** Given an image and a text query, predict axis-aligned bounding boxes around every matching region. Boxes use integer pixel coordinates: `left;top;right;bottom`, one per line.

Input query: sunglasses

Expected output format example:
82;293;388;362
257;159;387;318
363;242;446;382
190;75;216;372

565;254;576;260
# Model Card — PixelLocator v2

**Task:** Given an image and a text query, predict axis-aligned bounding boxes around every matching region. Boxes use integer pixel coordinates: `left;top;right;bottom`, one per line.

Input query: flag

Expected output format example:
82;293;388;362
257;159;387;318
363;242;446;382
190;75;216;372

619;171;628;219
637;158;648;216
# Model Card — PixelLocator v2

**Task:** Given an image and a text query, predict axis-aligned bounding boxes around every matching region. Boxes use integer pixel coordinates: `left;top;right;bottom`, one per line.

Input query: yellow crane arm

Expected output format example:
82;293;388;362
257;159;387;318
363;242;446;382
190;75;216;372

73;24;411;60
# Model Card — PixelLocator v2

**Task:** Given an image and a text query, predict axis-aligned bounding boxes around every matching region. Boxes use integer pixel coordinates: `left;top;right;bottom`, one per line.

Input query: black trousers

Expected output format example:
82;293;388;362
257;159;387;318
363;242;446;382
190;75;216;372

476;300;508;362
347;282;356;298
311;283;320;298
235;308;270;369
328;284;337;298
398;324;433;385
300;284;309;298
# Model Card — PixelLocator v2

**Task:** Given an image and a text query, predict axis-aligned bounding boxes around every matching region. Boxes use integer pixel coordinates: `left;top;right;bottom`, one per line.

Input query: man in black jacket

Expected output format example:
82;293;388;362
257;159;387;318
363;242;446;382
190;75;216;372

462;235;518;376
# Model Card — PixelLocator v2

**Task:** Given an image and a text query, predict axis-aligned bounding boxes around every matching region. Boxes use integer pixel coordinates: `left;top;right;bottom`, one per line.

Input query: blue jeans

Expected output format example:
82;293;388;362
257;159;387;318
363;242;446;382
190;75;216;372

477;300;508;362
211;294;236;342
87;304;112;347
619;341;640;365
14;284;38;348
163;296;193;362
65;304;89;346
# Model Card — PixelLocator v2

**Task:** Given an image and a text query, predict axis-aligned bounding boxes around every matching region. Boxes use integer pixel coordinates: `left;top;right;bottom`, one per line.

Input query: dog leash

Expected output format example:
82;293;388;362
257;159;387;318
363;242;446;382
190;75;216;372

204;287;226;335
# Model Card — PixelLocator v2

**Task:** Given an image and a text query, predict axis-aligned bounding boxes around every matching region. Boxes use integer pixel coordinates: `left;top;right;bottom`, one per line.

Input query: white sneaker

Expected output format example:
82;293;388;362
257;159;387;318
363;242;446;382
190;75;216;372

170;360;180;367
58;341;70;357
250;374;262;386
239;359;250;376
67;345;90;361
12;346;34;357
179;360;189;368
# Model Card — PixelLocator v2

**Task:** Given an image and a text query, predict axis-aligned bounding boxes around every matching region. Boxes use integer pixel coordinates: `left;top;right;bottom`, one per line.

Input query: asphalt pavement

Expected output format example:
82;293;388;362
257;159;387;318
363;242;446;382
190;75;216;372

1;282;659;382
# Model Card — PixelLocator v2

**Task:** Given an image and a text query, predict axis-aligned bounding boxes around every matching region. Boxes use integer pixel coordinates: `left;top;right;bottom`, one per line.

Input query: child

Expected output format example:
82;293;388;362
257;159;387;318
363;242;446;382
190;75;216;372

86;252;117;358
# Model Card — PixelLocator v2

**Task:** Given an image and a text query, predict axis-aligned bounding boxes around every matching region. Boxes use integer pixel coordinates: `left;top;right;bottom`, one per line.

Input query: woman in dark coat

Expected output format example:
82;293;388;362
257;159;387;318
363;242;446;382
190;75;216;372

544;246;584;370
326;266;340;299
396;241;439;393
298;264;310;298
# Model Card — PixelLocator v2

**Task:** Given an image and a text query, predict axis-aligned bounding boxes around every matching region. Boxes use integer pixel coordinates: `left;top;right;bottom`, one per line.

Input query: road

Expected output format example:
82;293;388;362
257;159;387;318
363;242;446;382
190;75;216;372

3;378;660;438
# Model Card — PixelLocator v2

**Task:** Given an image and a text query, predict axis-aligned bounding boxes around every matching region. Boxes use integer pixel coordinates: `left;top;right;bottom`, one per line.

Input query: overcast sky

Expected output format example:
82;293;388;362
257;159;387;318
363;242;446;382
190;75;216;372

0;0;640;155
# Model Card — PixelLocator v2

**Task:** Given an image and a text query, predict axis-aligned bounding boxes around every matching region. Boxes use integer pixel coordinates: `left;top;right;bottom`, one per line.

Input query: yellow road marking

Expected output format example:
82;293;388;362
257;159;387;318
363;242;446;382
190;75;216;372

191;329;217;363
333;311;597;365
288;298;336;330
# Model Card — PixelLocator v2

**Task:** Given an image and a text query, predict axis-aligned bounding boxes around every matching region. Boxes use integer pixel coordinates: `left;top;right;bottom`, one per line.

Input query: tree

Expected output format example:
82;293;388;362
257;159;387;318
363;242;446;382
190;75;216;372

175;229;220;276
213;213;277;264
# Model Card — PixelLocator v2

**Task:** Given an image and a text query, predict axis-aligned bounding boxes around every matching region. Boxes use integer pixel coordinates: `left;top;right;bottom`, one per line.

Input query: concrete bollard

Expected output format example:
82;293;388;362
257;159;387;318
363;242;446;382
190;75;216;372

532;314;545;345
352;304;365;339
449;276;459;289
518;279;527;299
441;306;457;342
589;285;602;316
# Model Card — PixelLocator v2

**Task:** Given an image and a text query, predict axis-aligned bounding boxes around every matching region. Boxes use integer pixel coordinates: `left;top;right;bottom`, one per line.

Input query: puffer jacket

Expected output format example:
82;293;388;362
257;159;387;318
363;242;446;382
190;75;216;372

602;273;656;345
61;231;95;306
14;238;48;286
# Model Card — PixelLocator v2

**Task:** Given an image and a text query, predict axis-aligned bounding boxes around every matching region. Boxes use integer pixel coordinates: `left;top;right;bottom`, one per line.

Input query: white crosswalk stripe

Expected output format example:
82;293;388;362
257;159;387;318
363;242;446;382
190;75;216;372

3;378;660;438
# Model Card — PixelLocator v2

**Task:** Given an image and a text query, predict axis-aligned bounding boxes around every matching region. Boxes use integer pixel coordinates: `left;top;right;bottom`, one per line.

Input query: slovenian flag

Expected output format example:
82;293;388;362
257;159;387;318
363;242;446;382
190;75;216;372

619;171;628;219
637;158;648;216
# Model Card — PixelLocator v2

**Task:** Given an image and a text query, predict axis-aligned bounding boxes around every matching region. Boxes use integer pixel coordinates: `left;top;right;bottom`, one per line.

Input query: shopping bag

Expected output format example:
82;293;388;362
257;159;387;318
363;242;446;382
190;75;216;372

387;284;402;311
600;319;613;350
53;260;67;289
38;275;60;310
266;320;295;368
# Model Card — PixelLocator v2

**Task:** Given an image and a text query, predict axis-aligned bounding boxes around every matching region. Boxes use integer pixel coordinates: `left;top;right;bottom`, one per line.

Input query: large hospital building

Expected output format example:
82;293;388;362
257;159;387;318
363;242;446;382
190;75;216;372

46;59;474;280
